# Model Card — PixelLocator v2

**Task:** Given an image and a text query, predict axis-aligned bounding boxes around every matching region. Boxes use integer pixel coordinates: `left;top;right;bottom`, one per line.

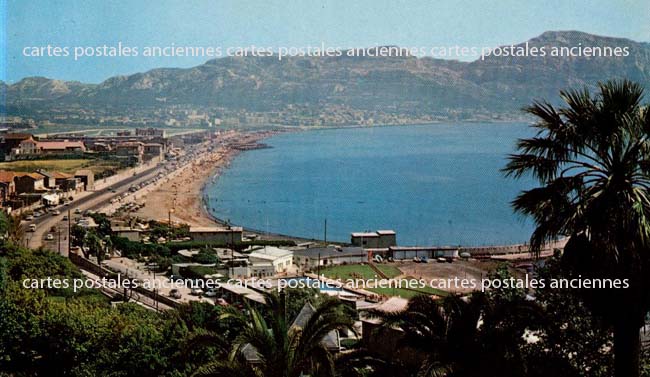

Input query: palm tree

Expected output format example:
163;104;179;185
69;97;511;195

504;79;650;377
4;213;25;245
369;293;538;377
192;292;357;377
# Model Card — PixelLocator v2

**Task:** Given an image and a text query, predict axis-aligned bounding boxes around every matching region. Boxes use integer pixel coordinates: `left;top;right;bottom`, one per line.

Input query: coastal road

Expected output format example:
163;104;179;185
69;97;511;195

28;163;165;253
29;137;219;252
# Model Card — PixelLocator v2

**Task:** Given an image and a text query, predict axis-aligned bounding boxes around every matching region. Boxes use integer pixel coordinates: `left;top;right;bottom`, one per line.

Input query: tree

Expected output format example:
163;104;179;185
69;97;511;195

504;79;650;377
4;214;24;246
84;232;104;263
70;225;87;248
370;292;539;377
192;292;357;377
523;255;613;377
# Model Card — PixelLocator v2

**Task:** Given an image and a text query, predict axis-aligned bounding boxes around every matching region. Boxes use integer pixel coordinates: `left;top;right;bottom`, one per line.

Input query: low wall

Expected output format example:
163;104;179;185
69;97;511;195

459;238;567;256
69;253;179;309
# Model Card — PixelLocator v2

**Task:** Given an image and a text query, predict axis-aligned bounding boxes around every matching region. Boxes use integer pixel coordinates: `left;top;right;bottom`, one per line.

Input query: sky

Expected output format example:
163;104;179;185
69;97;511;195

1;0;649;83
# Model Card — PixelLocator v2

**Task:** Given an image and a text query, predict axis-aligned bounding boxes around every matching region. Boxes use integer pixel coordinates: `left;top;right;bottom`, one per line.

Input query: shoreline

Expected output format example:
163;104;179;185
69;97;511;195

136;126;560;253
132;130;282;228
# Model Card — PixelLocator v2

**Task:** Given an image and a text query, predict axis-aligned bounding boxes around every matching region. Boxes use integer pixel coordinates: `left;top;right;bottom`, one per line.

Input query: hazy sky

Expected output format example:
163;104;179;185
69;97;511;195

2;0;648;83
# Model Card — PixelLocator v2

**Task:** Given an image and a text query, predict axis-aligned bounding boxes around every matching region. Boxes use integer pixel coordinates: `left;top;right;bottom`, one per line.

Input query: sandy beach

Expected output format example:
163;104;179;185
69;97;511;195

132;131;276;227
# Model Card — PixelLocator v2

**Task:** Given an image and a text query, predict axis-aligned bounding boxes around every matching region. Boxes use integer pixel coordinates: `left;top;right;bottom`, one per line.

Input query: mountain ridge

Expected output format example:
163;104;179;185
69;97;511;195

2;30;649;126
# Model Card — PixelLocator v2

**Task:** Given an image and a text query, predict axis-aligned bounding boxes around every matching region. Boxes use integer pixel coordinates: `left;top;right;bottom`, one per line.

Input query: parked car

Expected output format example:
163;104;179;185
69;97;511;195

28;224;36;232
45;233;54;241
24;215;34;221
52;209;61;215
74;208;81;214
62;215;68;221
190;288;204;296
169;289;182;299
204;288;218;297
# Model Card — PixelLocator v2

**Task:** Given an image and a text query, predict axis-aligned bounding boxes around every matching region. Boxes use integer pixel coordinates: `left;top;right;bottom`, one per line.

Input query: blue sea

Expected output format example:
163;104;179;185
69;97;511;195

204;123;538;246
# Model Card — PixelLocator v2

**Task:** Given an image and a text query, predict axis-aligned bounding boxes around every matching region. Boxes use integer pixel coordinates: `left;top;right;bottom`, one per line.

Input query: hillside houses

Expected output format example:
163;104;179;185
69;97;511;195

0;169;91;210
5;136;86;159
0;129;170;163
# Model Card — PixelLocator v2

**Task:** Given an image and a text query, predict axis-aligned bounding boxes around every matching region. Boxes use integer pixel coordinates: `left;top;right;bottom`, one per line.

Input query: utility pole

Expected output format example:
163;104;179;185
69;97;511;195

67;208;71;256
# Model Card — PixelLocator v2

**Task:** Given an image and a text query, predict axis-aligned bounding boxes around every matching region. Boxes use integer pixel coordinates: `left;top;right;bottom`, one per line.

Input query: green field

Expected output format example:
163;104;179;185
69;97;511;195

0;159;119;175
319;263;448;298
368;285;449;299
319;264;383;280
375;264;402;278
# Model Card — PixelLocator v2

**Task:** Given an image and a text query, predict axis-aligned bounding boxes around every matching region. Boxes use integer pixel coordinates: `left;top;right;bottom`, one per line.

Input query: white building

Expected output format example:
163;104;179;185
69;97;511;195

247;246;294;276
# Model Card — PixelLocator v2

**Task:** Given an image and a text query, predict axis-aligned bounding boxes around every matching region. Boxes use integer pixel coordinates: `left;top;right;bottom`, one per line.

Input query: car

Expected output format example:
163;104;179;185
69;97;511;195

190;288;204;296
45;233;54;241
28;224;36;232
204;288;218;297
74;208;81;214
169;289;182;299
52;209;61;215
62;215;68;221
110;189;117;193
24;215;34;221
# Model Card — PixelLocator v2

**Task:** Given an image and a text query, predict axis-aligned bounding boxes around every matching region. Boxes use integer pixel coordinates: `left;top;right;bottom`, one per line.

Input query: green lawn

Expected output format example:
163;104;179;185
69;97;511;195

319;264;448;298
0;159;119;175
375;264;402;278
368;287;448;299
319;263;402;280
319;264;380;280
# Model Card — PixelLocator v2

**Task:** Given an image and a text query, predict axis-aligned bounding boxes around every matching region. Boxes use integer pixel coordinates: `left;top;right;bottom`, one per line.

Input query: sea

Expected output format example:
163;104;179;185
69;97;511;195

204;123;538;246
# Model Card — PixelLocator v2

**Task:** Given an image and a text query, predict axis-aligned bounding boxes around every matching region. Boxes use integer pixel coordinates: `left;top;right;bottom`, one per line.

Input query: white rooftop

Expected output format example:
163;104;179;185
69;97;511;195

247;246;293;261
351;232;379;238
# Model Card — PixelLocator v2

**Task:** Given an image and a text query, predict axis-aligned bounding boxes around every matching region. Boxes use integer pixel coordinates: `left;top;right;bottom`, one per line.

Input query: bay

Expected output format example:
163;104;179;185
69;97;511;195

205;123;537;246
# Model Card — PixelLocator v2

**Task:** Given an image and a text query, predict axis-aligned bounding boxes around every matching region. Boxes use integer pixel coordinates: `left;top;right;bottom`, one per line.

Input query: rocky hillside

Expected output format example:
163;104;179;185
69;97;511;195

2;31;649;122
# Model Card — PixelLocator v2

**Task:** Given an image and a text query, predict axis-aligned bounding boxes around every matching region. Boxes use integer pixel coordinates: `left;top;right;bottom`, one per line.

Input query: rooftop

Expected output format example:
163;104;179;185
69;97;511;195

0;171;15;183
351;232;379;238
111;226;141;232
189;226;244;233
293;246;366;258
38;170;73;179
247;246;293;260
37;141;85;150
